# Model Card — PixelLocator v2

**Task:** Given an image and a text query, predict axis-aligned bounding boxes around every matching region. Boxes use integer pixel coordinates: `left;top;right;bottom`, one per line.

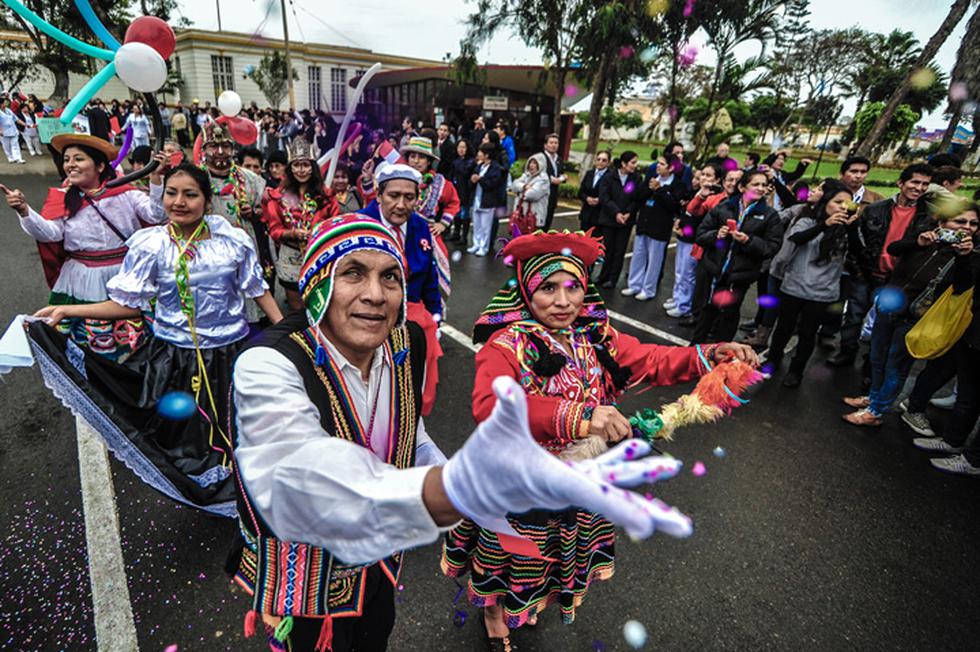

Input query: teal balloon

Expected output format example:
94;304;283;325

1;0;114;60
74;0;121;50
158;391;196;420
60;62;116;124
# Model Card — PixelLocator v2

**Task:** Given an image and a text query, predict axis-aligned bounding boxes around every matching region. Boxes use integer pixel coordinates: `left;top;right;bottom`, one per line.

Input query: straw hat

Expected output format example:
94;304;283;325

399;136;439;163
50;134;119;161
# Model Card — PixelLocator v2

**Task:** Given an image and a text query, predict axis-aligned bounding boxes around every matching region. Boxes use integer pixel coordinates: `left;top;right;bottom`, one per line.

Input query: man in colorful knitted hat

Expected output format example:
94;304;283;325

363;135;458;298
199;120;271;325
231;215;698;651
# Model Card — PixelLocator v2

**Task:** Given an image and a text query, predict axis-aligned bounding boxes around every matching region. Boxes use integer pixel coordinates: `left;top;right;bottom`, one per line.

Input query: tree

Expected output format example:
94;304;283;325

0;38;39;92
940;5;980;151
855;0;974;158
455;0;591;125
600;106;643;140
854;101;919;156
246;51;298;110
747;94;792;142
695;0;786;158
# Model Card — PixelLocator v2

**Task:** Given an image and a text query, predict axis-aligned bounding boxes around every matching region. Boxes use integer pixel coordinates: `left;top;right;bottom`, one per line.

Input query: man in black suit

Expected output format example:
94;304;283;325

435;122;456;177
577;149;611;231
85;100;112;142
468;116;487;152
542;133;566;231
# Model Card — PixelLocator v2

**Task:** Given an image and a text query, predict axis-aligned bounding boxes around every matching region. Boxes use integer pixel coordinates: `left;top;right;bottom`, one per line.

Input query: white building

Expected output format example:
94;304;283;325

2;27;440;115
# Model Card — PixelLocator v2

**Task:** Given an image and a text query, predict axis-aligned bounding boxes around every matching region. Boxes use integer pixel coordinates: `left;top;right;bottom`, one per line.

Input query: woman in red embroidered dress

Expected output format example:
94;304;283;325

262;137;339;311
441;230;757;651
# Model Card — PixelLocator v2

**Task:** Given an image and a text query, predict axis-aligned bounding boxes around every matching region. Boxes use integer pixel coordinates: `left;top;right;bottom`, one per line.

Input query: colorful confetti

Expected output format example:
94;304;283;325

683;0;697;17
713;446;727;458
711;289;736;308
157;391;196;420
875;286;906;314
450;250;463;263
623;619;648;648
949;82;969;102
692;461;707;476
757;294;779;309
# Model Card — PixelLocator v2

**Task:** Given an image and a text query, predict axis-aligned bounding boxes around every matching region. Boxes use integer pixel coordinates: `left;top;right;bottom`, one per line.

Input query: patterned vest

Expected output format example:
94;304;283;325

230;312;425;619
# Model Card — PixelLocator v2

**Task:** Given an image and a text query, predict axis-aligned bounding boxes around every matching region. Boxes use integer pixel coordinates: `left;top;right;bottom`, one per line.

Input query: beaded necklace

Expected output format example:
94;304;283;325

280;190;319;232
203;162;249;227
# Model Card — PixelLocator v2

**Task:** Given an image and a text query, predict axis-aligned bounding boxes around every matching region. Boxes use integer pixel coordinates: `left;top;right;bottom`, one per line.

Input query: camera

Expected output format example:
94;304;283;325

935;228;966;245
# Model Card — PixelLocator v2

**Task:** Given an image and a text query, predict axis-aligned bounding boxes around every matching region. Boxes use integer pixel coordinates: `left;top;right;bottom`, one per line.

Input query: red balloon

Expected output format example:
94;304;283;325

217;116;258;146
124;16;176;60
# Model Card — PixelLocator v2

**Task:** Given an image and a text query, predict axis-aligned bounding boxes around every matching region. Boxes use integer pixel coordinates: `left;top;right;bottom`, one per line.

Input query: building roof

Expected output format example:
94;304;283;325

352;65;586;106
173;29;442;68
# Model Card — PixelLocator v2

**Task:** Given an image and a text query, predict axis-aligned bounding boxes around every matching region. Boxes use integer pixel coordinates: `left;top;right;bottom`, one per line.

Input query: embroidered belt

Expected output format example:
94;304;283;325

234;522;402;618
68;246;128;267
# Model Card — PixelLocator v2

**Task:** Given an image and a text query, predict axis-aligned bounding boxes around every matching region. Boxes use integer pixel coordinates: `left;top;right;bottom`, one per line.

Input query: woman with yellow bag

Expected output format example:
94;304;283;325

843;203;978;427
911;204;980;475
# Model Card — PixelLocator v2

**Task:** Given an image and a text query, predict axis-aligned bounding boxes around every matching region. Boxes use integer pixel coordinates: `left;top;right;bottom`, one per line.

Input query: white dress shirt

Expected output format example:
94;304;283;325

233;335;449;565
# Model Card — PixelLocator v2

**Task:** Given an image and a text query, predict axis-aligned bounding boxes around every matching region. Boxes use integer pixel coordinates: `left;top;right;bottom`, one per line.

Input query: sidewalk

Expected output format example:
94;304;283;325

0;155;58;177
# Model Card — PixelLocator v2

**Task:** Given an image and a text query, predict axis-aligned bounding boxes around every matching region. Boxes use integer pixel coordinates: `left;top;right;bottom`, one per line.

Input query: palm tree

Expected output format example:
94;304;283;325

855;0;974;158
694;0;786;158
939;5;980;152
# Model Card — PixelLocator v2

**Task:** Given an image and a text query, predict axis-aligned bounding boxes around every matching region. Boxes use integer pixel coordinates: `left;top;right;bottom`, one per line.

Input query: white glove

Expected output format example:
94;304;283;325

442;376;693;541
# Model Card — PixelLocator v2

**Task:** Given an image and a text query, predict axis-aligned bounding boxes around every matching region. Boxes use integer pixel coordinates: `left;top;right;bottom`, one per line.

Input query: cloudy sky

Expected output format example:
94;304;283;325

177;0;968;129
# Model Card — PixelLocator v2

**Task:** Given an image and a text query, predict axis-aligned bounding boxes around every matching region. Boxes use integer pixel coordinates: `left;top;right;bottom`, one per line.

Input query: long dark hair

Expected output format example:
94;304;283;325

63;144;117;217
809;180;852;263
282;159;328;207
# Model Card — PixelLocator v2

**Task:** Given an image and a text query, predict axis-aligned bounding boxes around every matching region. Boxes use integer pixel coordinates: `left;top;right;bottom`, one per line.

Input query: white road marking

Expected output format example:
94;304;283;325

605;310;689;346
441;323;480;352
554;210;579;218
76;416;139;652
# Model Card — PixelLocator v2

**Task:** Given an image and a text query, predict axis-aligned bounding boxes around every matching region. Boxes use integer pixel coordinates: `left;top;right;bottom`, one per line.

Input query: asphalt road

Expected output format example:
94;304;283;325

1;173;978;652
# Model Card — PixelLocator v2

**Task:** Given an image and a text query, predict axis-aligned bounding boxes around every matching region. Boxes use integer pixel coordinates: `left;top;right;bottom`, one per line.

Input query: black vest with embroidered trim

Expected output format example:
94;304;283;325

228;311;425;619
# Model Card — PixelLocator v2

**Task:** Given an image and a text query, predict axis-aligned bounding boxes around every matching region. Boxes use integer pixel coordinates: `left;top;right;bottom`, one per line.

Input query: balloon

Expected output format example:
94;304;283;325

60;61;116;124
243;64;255;75
217;115;258;145
74;0;121;50
1;0;114;61
110;125;135;168
217;90;242;117
124;15;176;60
114;42;167;92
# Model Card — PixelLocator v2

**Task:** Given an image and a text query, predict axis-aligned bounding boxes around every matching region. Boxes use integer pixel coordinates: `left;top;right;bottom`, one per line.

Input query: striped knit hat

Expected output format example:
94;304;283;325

298;214;408;327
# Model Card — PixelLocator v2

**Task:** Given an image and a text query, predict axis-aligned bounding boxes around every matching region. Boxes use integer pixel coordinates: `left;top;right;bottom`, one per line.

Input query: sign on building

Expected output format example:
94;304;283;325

482;95;508;111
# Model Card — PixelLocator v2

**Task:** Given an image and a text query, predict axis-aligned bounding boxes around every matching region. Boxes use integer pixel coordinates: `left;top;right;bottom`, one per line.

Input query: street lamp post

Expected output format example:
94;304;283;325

280;0;296;110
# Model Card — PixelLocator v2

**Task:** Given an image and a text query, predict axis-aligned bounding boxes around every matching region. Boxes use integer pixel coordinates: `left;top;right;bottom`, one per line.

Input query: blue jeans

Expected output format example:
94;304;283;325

867;310;914;416
627;235;668;296
671;241;697;313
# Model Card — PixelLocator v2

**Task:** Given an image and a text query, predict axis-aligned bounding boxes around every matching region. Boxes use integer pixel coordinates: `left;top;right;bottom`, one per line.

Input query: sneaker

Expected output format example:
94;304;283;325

666;307;690;318
467;244;479;253
901;412;935;437
913;437;962;453
738;319;757;332
475;249;488;257
898;398;909;413
842;395;870;409
678;314;699;327
621;287;638;297
930;394;957;410
635;291;653;301
929;454;980;477
663;298;676;310
842;409;882;427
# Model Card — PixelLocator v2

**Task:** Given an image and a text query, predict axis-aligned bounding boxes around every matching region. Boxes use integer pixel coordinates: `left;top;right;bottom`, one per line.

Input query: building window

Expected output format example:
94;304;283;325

211;55;234;96
330;67;347;112
308;66;322;111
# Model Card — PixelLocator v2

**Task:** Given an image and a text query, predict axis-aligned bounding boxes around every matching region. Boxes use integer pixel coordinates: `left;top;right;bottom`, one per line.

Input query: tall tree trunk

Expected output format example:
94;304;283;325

667;53;680;140
693;55;725;163
49;67;70;106
554;66;567;133
583;49;613;170
855;0;972;158
938;104;963;152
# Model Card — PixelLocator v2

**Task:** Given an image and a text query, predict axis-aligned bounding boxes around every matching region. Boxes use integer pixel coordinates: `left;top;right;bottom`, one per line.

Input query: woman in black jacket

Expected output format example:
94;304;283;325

623;154;689;300
468;142;505;256
596;150;642;288
691;168;784;343
448;139;476;243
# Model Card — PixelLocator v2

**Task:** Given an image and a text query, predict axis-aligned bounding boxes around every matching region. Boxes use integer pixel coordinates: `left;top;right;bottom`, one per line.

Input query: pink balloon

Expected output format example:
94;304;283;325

124;16;176;60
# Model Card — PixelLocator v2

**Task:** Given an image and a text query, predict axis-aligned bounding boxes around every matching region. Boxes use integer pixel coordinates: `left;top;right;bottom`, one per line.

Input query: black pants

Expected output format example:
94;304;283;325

943;344;980;465
749;270;771;326
691;281;750;344
598;225;631;286
689;262;710;320
288;567;396;651
767;293;831;374
907;347;959;413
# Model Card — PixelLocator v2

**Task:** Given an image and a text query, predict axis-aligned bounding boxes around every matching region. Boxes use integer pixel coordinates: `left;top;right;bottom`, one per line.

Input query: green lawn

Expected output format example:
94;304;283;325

568;139;979;198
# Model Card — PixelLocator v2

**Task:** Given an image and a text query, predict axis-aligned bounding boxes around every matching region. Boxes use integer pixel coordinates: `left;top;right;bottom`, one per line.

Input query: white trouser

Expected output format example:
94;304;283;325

23;132;42;155
671;241;698;313
627;235;668;296
1;135;23;162
471;208;495;254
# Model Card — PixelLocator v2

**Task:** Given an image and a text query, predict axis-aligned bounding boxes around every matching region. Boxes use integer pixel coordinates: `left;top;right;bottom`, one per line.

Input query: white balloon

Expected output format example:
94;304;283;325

114;42;167;93
217;90;243;117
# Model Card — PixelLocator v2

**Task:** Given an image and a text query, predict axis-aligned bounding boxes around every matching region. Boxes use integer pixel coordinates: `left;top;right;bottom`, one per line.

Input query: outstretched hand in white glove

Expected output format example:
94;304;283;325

442;376;693;542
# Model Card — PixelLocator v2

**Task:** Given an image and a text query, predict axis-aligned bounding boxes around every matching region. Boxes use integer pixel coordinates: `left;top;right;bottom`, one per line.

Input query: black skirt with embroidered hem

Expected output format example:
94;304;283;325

28;321;241;517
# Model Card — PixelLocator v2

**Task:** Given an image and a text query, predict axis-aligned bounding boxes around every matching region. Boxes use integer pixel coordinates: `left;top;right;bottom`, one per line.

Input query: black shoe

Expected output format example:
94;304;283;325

826;352;856;367
600;281;614;289
678;315;699;327
782;371;802;388
738;319;758;333
817;335;837;351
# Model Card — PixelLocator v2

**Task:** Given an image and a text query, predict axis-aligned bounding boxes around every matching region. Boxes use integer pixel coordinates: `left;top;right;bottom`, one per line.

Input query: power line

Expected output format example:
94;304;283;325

294;2;363;49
